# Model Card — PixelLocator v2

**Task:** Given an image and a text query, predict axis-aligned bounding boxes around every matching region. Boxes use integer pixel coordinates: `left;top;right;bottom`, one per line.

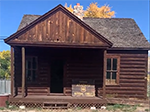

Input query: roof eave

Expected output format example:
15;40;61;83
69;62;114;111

109;47;150;50
6;41;110;49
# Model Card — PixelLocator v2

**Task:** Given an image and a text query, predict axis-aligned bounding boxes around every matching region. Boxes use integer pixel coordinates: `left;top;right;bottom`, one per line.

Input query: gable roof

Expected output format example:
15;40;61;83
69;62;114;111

83;18;150;49
5;4;150;49
4;4;112;48
17;14;40;31
16;14;150;49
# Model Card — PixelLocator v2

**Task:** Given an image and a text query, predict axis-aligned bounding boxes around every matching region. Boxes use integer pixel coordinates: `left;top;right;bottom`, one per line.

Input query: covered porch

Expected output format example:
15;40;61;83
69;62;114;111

10;46;107;98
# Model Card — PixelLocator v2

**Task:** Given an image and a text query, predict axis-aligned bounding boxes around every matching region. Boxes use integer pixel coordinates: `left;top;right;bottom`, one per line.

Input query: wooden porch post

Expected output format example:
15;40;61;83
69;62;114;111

22;47;25;98
103;50;107;98
10;47;14;98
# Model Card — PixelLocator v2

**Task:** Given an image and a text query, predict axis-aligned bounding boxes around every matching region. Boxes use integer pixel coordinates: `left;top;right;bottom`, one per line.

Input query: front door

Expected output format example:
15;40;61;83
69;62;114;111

50;60;64;93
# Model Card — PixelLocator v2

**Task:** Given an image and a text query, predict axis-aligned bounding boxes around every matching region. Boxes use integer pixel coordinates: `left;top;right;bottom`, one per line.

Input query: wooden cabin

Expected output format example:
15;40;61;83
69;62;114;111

4;4;150;108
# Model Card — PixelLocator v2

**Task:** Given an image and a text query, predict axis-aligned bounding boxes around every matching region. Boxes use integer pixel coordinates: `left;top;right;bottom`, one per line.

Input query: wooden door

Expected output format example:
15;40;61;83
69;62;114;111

50;60;64;93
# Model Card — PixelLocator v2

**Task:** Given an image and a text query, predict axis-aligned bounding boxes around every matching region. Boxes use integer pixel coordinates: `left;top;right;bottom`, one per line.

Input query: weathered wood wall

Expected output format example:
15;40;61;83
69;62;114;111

14;47;50;95
99;50;148;99
11;10;106;47
14;47;22;95
14;47;148;99
64;49;103;96
14;47;103;96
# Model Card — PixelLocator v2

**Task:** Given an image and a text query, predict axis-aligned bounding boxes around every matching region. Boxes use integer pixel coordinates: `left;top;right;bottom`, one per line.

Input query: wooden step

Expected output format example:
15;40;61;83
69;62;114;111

43;102;69;109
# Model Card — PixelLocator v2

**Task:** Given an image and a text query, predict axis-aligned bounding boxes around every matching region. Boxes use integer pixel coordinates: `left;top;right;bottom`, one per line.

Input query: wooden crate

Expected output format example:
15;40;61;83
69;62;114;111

72;79;95;97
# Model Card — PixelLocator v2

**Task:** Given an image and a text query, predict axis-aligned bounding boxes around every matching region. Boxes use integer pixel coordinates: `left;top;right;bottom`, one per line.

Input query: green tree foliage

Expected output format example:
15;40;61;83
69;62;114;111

0;50;11;78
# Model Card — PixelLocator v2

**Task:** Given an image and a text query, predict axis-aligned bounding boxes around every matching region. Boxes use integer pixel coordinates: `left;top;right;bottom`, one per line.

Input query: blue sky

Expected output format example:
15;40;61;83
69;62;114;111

0;0;149;51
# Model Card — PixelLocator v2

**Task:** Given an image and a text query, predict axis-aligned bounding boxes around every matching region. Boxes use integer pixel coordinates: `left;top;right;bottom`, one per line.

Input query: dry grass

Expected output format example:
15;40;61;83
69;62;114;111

0;104;149;112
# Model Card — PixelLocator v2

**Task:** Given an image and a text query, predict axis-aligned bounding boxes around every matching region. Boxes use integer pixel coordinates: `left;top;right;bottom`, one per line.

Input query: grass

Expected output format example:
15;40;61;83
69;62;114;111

0;107;4;110
0;103;148;112
106;104;137;112
145;109;149;112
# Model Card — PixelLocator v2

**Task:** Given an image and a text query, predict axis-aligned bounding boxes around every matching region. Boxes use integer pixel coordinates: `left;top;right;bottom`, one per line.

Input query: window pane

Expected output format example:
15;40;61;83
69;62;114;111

107;58;111;70
26;57;38;82
32;57;37;69
32;70;37;81
26;60;28;69
106;72;111;79
112;72;116;79
26;70;32;81
113;58;117;70
27;58;32;69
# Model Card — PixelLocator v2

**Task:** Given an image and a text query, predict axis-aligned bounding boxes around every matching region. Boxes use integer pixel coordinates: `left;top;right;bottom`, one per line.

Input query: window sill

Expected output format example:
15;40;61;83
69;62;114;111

106;83;120;86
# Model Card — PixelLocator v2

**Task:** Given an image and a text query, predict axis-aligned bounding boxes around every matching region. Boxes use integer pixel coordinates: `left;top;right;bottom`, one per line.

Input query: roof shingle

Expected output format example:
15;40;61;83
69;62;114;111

17;14;150;48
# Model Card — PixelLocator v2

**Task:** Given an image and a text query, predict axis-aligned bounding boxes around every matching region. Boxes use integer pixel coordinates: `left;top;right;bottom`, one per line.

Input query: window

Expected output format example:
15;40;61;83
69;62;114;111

26;56;38;82
106;55;120;85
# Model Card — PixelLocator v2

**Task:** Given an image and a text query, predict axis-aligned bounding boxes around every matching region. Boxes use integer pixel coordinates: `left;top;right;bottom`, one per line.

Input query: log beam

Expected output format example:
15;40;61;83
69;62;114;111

22;47;25;98
10;46;14;98
103;50;107;98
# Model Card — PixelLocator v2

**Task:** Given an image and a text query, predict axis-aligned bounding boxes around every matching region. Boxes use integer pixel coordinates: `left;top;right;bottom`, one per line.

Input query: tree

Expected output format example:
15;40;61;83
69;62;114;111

0;50;11;78
65;2;115;18
84;3;115;18
65;3;73;13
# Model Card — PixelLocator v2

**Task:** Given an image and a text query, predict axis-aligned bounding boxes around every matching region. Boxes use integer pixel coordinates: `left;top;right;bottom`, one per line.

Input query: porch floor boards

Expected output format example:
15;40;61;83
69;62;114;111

9;95;107;104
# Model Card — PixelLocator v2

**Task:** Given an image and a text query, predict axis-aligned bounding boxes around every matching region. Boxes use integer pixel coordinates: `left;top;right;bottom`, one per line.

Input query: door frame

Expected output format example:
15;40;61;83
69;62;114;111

48;58;66;96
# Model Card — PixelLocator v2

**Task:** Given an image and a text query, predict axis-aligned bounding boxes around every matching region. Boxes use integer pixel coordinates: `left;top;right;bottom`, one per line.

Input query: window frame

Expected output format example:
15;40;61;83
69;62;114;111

25;56;38;83
106;55;120;85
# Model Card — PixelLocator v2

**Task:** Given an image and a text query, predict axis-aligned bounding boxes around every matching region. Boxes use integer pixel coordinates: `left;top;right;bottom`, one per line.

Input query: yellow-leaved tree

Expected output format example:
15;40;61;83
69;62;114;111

65;3;115;18
84;3;115;18
65;3;73;13
0;50;11;78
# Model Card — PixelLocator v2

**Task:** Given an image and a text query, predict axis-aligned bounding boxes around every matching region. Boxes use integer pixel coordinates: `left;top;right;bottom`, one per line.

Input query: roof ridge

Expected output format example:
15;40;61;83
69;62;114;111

83;17;133;20
22;15;133;20
23;14;41;16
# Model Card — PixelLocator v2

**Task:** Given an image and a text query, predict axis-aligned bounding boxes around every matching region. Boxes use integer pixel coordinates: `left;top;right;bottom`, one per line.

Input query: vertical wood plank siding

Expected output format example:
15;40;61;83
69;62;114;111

14;11;105;46
99;50;148;99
